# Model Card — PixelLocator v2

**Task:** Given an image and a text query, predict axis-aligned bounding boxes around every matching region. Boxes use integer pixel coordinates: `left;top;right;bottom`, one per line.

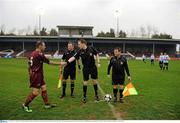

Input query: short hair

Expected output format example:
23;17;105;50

36;40;44;48
68;41;74;46
114;47;121;52
78;39;87;45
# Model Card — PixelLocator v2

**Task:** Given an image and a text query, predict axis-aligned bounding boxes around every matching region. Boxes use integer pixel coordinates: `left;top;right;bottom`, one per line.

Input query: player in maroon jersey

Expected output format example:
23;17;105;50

22;40;65;112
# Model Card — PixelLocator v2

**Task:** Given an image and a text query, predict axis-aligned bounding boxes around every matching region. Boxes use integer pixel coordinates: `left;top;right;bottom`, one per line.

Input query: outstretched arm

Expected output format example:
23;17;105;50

49;61;64;65
58;56;76;66
68;56;76;63
41;53;66;66
67;50;80;64
60;50;80;66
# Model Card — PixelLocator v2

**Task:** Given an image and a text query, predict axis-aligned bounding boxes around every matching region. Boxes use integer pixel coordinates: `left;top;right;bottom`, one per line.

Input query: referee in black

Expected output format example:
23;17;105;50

60;41;81;98
107;47;131;103
62;39;100;103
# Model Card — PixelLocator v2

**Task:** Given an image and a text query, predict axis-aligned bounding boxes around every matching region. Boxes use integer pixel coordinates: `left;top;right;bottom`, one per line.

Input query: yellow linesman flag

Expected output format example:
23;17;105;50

57;65;63;89
123;82;138;97
57;79;62;89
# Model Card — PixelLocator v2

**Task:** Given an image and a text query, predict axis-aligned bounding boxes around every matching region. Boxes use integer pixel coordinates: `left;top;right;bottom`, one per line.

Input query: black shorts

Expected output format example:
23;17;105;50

83;66;98;81
63;67;76;80
159;61;163;64
151;59;154;62
112;81;125;85
164;63;168;66
112;75;125;85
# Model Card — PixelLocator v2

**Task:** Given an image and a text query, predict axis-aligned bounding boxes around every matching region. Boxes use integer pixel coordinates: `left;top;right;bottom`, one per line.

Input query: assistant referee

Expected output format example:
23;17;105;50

107;47;131;103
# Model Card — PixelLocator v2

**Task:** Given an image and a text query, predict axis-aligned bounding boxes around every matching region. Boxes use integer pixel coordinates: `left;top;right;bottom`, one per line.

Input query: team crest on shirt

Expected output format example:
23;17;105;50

90;53;92;56
121;61;123;65
112;59;116;62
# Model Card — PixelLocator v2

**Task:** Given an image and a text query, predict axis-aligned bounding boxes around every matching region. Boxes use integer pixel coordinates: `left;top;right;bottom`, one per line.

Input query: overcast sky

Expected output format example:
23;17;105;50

0;0;180;38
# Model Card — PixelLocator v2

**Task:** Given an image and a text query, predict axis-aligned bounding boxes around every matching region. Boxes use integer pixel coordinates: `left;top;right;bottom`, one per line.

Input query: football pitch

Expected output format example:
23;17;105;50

0;58;180;120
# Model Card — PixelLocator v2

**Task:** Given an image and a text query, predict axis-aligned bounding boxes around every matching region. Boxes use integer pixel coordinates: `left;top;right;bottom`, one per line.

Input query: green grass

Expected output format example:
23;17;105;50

0;58;180;120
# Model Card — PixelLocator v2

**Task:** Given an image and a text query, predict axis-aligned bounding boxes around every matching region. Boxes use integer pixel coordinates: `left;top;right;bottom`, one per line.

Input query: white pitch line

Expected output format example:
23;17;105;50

98;84;123;120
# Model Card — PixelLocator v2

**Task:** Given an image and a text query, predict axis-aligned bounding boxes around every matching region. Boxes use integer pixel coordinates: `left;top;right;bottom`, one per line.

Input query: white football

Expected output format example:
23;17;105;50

104;94;112;102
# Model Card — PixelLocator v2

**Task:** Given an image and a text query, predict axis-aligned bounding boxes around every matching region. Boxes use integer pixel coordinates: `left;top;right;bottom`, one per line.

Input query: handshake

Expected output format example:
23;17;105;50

59;61;81;70
60;61;67;66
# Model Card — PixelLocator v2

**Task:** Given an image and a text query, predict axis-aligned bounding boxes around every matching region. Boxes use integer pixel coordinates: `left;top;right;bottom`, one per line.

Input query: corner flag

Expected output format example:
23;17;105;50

123;82;138;97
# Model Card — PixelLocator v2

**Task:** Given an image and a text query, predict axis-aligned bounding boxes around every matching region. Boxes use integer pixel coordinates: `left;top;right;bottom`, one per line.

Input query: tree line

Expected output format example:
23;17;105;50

0;25;58;36
0;24;172;39
96;25;172;39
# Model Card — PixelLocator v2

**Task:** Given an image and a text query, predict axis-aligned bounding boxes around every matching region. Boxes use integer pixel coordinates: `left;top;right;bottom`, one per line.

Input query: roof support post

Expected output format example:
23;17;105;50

22;41;24;57
153;43;155;54
57;41;59;51
123;42;126;53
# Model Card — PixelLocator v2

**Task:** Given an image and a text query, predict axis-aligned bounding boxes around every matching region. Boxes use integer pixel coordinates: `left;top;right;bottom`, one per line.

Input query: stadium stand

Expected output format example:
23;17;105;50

0;36;179;59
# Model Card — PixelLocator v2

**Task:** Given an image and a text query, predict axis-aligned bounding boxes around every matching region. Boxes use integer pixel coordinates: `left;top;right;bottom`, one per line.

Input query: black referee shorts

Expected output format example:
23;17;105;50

63;67;76;80
112;75;125;85
82;66;98;81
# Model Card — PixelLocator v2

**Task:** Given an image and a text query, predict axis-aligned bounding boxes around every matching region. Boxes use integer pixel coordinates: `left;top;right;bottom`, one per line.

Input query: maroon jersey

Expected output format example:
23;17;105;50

28;50;49;74
28;50;49;88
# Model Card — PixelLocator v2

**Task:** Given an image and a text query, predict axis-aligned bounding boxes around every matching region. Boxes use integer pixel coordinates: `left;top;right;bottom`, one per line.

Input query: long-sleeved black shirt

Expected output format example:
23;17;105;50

74;46;98;68
107;55;130;80
62;50;77;69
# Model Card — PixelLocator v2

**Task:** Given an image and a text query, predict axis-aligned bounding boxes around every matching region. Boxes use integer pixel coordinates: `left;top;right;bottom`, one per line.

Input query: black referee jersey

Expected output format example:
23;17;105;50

107;55;130;82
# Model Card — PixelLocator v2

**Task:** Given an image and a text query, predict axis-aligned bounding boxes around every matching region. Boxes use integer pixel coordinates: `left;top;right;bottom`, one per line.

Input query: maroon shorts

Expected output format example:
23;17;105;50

29;72;45;88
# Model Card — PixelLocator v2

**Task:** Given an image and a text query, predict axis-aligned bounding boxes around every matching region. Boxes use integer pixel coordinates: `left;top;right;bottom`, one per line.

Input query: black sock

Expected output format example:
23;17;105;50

62;82;66;96
113;88;118;98
119;89;124;98
71;82;74;95
93;84;98;96
83;85;87;98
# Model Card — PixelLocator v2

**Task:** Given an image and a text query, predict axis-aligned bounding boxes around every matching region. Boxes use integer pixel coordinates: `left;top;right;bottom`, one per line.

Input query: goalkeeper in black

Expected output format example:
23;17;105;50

107;47;131;103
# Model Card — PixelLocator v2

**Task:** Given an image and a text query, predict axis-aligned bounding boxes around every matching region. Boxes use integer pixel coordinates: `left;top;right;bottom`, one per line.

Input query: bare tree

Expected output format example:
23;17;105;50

18;29;26;35
0;24;6;32
152;26;159;35
130;29;136;37
135;28;140;37
140;26;146;38
8;27;16;35
0;24;6;35
147;25;152;38
33;26;39;36
26;25;32;35
126;30;130;37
